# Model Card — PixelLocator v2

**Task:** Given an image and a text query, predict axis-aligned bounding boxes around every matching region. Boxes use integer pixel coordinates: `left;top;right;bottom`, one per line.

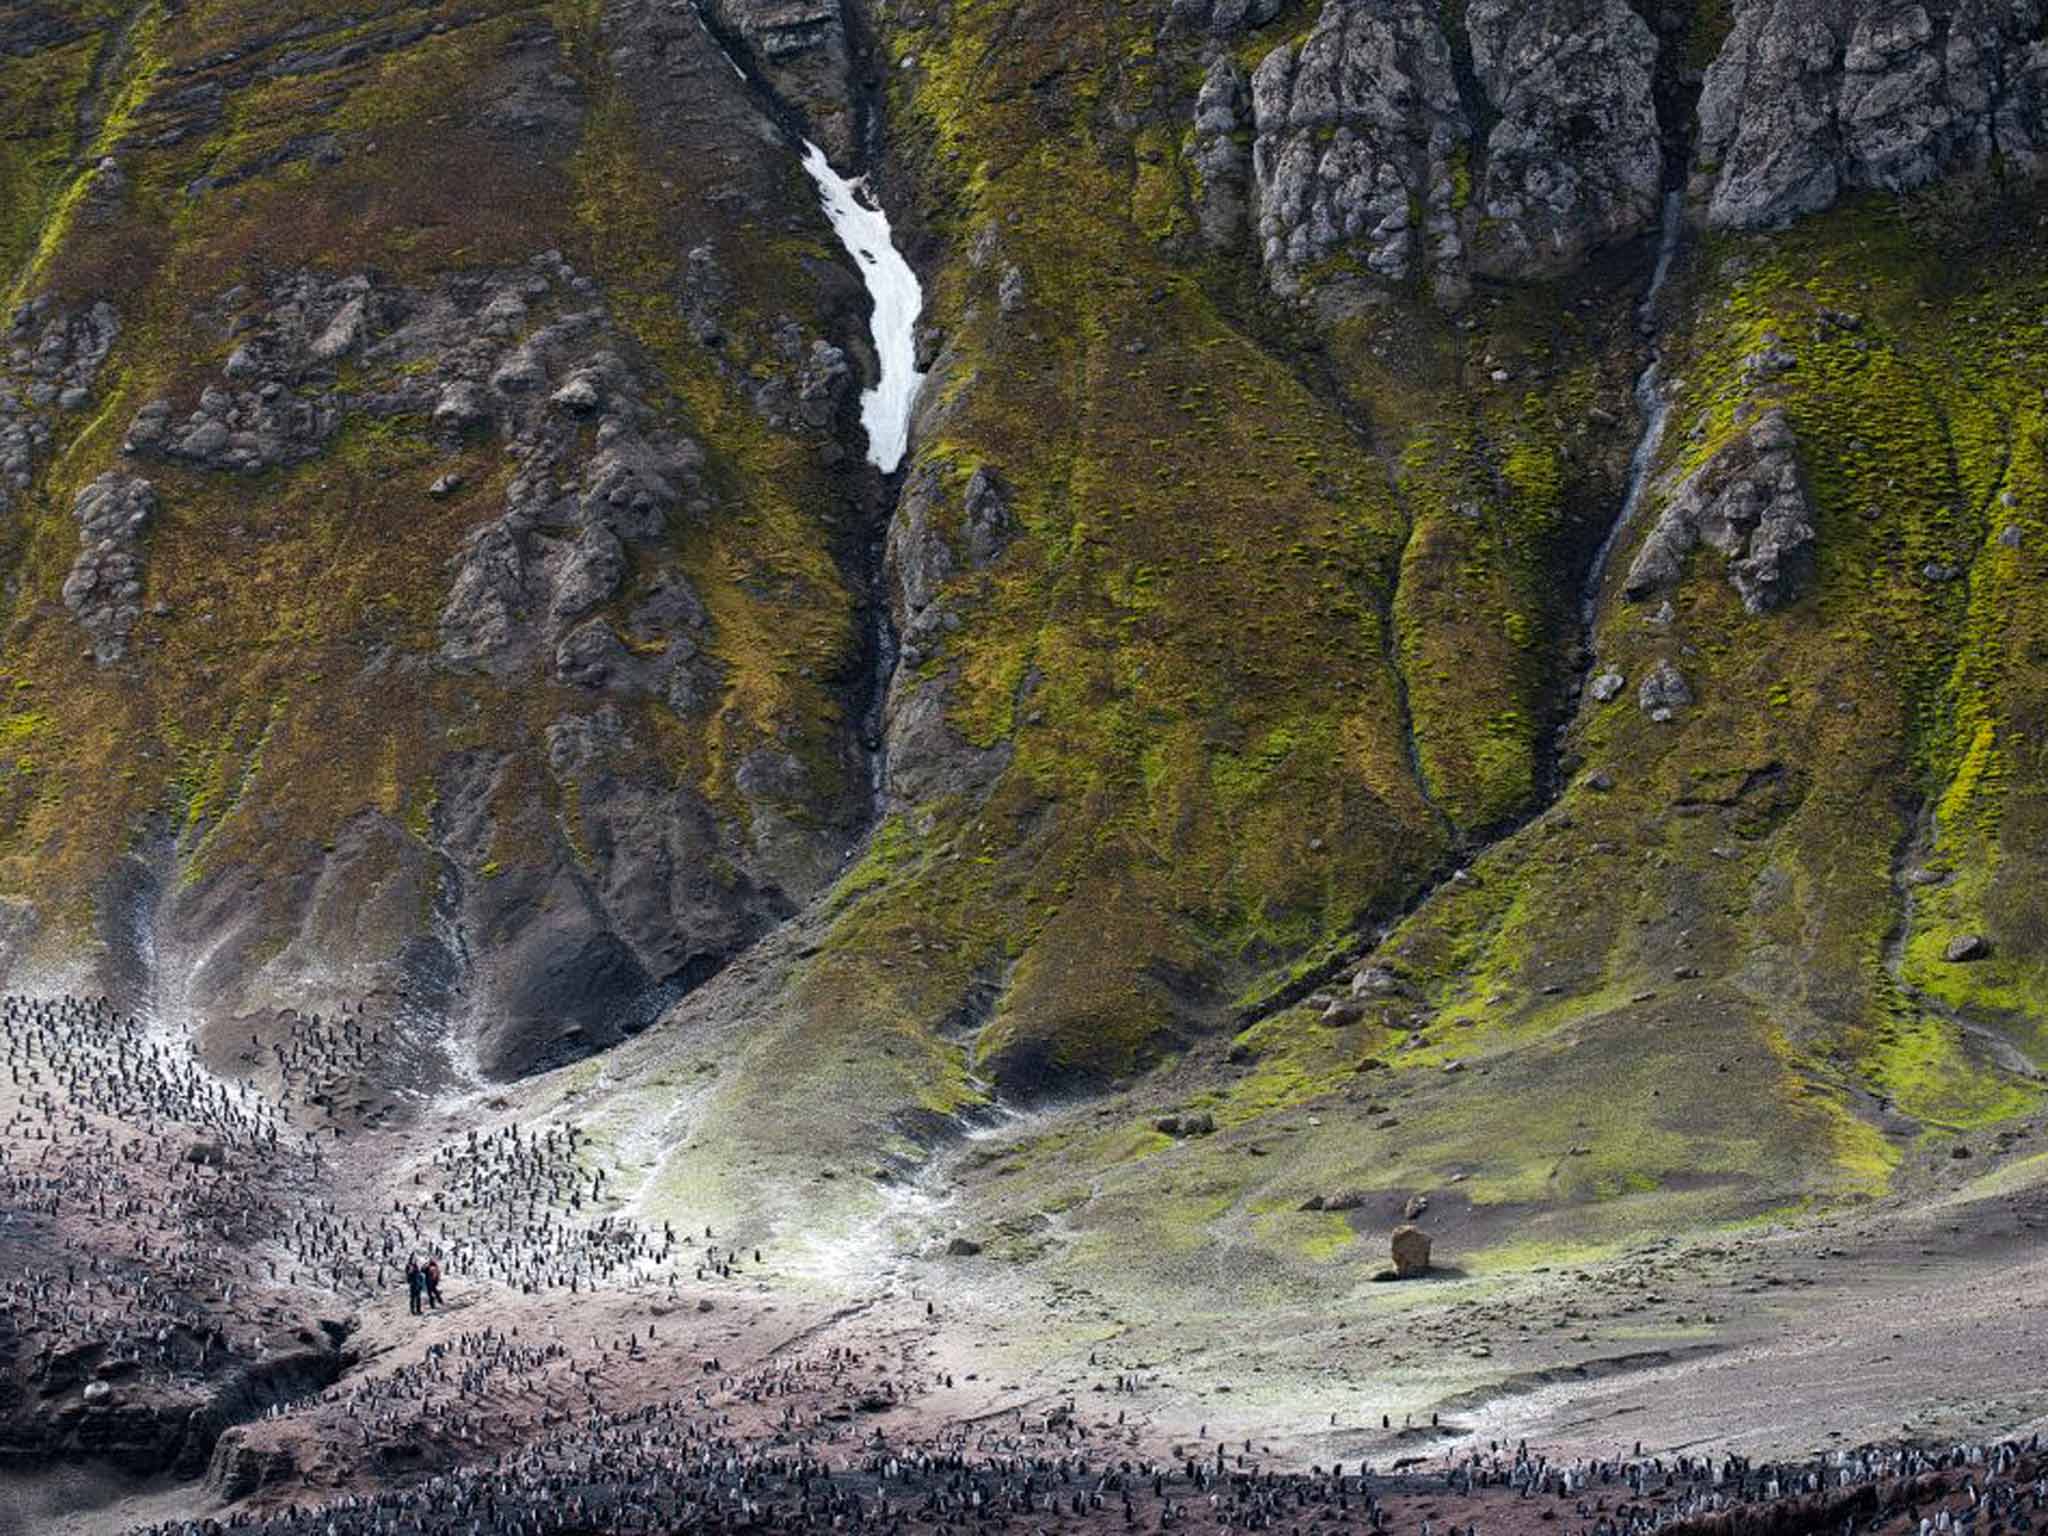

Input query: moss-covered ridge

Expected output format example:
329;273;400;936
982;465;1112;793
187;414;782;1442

1087;183;2048;1280
777;0;1656;1113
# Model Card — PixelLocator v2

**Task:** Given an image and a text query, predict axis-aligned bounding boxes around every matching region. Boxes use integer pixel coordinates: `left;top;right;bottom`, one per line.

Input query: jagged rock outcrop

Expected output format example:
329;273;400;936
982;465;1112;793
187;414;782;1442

1193;56;1254;250
1239;0;1663;299
0;382;47;516
61;475;158;666
1218;0;2048;293
92;244;861;1076
1638;658;1694;719
1464;0;1664;276
881;462;1016;808
436;293;717;703
1624;408;1818;614
208;1428;299;1502
1;298;121;517
7;296;119;410
1249;0;1471;299
1697;0;2048;229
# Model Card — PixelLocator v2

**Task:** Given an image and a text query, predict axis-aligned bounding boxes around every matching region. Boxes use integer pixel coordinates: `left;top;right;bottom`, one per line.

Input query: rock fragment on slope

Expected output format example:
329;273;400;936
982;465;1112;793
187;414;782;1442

1625;408;1818;614
1638;659;1693;719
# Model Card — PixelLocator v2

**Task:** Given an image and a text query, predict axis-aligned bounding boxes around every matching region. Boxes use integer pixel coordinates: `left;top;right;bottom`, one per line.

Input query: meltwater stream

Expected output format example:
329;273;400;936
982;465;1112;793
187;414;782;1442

1579;191;1685;636
800;141;928;474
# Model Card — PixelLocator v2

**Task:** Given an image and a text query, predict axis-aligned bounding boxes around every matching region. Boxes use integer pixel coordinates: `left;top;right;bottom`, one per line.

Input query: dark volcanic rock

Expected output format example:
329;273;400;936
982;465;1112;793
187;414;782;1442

702;0;862;160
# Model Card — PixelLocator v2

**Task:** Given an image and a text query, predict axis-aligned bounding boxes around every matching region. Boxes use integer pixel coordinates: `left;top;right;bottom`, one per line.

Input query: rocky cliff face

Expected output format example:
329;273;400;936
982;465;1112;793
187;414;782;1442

1224;0;1667;301
1697;0;2048;229
0;0;2043;1308
1193;0;2048;300
0;0;890;1080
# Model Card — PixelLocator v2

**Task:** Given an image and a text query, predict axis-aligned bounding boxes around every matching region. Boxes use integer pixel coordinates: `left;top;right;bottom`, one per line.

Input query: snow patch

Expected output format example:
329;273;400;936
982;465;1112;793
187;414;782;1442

801;141;927;474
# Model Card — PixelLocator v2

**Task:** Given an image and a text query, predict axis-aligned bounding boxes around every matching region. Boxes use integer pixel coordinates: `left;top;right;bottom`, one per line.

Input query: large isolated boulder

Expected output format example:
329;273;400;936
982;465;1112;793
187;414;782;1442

1391;1223;1433;1277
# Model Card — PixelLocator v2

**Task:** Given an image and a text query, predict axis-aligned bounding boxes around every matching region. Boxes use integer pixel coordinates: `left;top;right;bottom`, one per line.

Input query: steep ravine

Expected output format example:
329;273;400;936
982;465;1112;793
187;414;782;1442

1577;190;1685;653
694;5;926;821
797;138;929;814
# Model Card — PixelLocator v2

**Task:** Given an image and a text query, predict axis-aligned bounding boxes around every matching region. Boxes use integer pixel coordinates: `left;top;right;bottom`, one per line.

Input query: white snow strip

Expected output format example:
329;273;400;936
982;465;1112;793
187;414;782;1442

800;140;927;474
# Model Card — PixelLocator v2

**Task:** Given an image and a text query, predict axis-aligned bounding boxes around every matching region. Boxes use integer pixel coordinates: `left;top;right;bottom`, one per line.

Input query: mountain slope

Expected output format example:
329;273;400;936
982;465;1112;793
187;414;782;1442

0;0;2044;1359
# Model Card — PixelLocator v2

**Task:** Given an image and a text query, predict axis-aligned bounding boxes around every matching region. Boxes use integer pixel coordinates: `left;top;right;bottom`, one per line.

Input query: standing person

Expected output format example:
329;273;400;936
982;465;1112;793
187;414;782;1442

405;1256;424;1317
425;1256;443;1309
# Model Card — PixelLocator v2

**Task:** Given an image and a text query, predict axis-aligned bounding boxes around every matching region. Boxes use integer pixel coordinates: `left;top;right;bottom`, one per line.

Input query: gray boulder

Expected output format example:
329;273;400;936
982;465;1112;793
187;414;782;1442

1638;659;1694;718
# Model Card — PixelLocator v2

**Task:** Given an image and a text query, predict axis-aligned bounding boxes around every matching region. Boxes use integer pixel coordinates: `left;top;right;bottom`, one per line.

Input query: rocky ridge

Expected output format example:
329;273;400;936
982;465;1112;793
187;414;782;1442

1188;0;2048;302
1697;0;2048;230
1624;406;1819;614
